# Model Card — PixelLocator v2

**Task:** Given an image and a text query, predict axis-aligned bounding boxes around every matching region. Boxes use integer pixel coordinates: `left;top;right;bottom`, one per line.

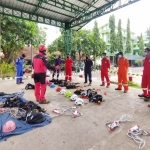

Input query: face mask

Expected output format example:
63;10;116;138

144;52;148;56
118;55;122;58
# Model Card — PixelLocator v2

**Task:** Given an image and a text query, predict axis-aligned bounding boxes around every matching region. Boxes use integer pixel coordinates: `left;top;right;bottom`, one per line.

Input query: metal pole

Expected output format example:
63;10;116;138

31;40;33;72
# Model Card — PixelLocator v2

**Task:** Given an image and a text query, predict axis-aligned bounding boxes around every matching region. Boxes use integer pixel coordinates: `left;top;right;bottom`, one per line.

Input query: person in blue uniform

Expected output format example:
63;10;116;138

15;54;26;84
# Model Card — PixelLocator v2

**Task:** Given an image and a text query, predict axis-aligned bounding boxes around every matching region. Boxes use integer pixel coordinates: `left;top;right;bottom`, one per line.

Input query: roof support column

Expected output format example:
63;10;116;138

64;23;72;56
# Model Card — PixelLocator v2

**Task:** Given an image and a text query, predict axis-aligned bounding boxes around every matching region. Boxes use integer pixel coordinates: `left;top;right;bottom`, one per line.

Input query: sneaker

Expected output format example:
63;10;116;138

36;99;40;102
124;90;128;93
100;84;105;86
88;83;91;86
16;82;20;85
39;100;50;104
84;82;87;84
115;88;122;90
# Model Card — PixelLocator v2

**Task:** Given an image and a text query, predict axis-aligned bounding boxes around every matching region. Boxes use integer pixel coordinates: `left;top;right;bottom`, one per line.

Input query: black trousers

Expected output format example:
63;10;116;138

84;69;92;83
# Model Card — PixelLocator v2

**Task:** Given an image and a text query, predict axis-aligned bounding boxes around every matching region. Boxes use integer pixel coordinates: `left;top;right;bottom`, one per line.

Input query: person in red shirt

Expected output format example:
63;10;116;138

65;54;73;81
138;48;150;102
32;44;60;104
100;53;110;88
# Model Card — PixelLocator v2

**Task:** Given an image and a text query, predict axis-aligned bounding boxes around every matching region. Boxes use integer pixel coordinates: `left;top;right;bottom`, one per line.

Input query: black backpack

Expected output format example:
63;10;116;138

26;109;46;124
25;83;35;90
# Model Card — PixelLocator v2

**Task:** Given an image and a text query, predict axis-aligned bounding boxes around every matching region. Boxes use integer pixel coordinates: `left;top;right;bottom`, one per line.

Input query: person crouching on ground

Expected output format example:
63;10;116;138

32;44;60;104
138;48;150;102
100;53;110;88
115;52;129;93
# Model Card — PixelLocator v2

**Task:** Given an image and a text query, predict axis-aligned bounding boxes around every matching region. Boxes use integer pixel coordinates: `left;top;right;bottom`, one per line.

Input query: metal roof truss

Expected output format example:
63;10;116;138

0;0;140;30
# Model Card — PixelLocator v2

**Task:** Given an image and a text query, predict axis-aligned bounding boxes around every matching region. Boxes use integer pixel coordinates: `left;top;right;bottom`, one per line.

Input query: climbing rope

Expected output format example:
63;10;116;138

51;105;82;119
106;114;134;131
127;126;150;149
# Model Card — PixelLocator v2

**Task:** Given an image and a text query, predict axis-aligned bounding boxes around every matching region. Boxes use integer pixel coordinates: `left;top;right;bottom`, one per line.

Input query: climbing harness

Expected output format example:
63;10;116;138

106;114;134;131
127;125;150;149
52;105;82;119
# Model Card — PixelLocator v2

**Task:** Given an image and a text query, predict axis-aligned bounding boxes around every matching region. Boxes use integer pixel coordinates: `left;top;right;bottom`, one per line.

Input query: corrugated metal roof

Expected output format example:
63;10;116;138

0;0;140;30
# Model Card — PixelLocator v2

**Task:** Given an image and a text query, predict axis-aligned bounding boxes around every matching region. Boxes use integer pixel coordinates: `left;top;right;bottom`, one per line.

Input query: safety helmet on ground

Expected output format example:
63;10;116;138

60;89;66;95
56;87;62;92
75;98;84;105
65;91;72;98
3;120;16;133
50;83;55;88
70;94;78;101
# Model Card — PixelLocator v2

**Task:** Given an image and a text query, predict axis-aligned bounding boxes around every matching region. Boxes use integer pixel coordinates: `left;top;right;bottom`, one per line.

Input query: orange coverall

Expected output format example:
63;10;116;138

117;57;129;90
101;57;110;86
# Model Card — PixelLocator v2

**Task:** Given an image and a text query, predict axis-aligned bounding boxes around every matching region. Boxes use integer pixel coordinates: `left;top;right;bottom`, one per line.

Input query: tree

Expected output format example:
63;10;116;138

146;27;150;48
138;33;144;56
116;19;123;51
109;15;117;64
125;18;132;54
0;15;46;63
88;21;106;67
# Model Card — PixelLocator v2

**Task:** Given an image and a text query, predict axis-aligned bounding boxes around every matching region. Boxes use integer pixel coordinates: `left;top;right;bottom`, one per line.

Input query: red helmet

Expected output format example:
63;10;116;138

38;44;46;51
56;87;62;92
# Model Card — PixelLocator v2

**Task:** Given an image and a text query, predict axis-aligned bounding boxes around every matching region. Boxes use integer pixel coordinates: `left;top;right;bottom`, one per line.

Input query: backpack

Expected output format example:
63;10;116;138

25;83;35;90
26;109;46;124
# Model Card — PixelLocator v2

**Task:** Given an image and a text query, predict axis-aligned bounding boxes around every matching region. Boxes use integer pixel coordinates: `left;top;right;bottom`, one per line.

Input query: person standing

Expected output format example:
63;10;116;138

32;44;60;104
84;54;93;86
65;54;73;81
115;52;129;93
138;48;150;102
15;54;26;84
100;53;110;88
52;56;62;80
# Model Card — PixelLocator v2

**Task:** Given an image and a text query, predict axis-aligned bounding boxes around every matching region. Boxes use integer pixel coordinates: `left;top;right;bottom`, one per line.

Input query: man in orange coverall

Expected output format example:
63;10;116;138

138;48;150;102
115;52;129;93
100;53;110;88
65;54;73;81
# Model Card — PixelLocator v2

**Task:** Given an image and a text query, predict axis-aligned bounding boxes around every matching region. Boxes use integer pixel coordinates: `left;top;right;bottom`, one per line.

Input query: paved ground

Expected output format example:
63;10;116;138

0;74;150;150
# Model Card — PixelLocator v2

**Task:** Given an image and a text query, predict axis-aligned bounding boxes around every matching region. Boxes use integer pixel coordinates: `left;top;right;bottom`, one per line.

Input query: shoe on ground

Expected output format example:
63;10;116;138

144;97;150;102
115;88;122;90
39;100;50;104
20;82;24;84
36;99;40;102
16;82;20;85
106;86;109;88
138;94;147;98
88;83;91;86
84;82;87;84
124;90;128;93
100;84;105;86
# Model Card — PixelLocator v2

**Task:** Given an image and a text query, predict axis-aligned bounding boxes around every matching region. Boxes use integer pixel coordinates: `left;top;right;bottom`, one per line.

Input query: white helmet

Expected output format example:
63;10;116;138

70;94;78;101
60;89;66;95
75;98;84;105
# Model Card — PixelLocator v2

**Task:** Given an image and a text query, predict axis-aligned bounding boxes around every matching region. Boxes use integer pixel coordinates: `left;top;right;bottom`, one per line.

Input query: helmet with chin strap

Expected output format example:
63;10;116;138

38;44;46;55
